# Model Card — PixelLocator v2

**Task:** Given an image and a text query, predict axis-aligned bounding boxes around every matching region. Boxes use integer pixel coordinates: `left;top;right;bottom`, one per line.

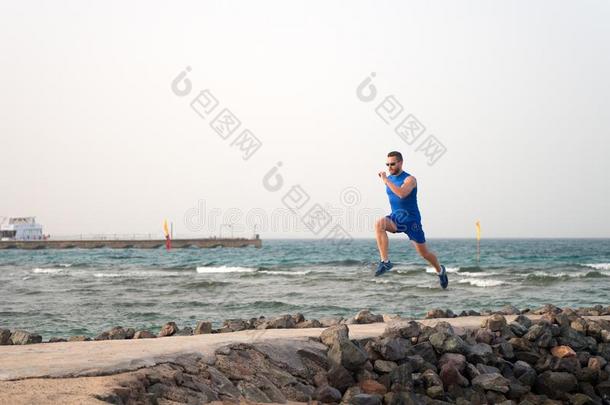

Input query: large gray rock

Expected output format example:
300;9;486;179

220;319;249;333
438;353;466;373
408;341;437;364
388;363;413;391
476;363;500;375
472;373;510;393
351;393;383;405
133;330;156;339
314;385;342;403
513;360;537;386
383;391;420;405
320;324;349;347
108;326;128;339
354;309;384;324
253;339;328;379
327;364;354;393
255;375;287;403
237;381;271;403
421;369;443;388
588;356;607;373
373;359;398;374
328;340;368;371
9;329;42;345
493;342;514;360
597;343;610;361
206;366;241;399
524;323;550;342
466;342;494;364
158;322;179;337
0;329;12;345
319;317;343;327
295;319;322;328
175;326;193;336
498;305;521;315
596;380;610;398
258;314;297;329
514;350;542;365
341;386;362;403
474;328;495;344
430;332;467;354
426;309;448;319
509;321;529;337
439;363;468;387
374;336;409;361
67;335;90;342
532;304;562;315
194;321;212;334
509;337;533;352
292;313;305;324
507;380;531;400
382;320;421;339
534;371;577;399
432;321;455;336
482;314;507;332
514;314;533;329
558;328;597;352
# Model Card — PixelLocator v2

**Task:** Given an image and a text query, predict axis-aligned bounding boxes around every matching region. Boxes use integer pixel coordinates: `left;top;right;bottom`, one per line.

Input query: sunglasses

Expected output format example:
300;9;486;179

386;162;398;167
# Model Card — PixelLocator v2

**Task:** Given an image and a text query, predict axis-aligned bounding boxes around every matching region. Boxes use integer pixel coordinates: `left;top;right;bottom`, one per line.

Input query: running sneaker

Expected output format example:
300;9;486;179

438;264;449;289
375;260;394;277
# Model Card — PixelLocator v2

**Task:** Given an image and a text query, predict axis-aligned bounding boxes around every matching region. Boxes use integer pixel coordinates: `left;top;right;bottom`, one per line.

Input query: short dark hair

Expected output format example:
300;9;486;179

387;151;403;161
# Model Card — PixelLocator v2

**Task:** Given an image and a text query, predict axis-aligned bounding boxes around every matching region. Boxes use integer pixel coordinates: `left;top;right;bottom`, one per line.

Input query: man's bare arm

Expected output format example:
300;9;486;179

385;176;417;198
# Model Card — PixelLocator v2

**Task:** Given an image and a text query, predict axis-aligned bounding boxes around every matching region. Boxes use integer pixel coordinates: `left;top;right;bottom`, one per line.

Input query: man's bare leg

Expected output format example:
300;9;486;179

412;241;442;274
375;217;397;261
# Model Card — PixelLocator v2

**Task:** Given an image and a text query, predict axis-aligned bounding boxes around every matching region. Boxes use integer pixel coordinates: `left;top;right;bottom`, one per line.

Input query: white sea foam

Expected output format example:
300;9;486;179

425;266;460;274
92;270;185;278
582;263;610;271
458;278;506;287
196;266;256;274
258;270;311;276
528;270;608;279
32;268;64;274
414;283;438;289
93;273;122;278
527;271;560;278
457;271;492;277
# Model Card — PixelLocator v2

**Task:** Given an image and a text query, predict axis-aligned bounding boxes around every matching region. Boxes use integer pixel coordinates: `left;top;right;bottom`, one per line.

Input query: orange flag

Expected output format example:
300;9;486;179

163;219;171;251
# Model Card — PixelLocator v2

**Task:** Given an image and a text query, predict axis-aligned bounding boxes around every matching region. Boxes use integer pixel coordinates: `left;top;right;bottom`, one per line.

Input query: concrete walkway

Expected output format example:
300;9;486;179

2;315;609;382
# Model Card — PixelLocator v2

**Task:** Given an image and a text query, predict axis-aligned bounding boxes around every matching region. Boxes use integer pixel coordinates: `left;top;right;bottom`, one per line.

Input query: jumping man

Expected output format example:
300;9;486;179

374;151;448;289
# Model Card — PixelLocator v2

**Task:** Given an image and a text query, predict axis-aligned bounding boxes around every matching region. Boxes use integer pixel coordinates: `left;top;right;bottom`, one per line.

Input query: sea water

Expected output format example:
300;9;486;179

0;238;608;338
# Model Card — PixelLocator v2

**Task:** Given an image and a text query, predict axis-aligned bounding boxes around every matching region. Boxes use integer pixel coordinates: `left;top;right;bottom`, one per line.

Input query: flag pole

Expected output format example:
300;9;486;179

475;220;481;264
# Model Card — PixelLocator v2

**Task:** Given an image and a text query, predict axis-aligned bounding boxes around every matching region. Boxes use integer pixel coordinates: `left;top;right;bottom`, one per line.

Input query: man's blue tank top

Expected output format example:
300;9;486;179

386;171;421;222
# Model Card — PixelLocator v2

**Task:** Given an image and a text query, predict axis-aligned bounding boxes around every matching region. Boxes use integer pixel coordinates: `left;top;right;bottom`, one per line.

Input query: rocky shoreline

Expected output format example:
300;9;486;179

3;304;610;404
3;304;610;346
96;306;610;404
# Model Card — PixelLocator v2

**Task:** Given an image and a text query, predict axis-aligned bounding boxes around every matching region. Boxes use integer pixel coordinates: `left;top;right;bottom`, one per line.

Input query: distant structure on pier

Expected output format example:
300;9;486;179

0;217;45;241
0;217;261;249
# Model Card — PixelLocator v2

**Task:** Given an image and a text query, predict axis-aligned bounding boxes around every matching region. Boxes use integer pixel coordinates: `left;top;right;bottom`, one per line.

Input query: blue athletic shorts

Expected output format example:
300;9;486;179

385;212;426;244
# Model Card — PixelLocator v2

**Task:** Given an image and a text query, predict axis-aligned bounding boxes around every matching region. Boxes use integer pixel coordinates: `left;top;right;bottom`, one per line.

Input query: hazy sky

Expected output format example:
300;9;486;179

1;0;608;239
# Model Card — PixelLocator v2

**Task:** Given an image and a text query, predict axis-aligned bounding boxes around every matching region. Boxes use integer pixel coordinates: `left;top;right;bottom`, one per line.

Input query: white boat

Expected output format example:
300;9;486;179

0;217;44;241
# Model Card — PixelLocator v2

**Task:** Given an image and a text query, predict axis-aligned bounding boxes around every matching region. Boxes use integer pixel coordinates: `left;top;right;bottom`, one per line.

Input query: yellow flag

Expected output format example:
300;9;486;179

475;220;481;241
163;219;170;238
